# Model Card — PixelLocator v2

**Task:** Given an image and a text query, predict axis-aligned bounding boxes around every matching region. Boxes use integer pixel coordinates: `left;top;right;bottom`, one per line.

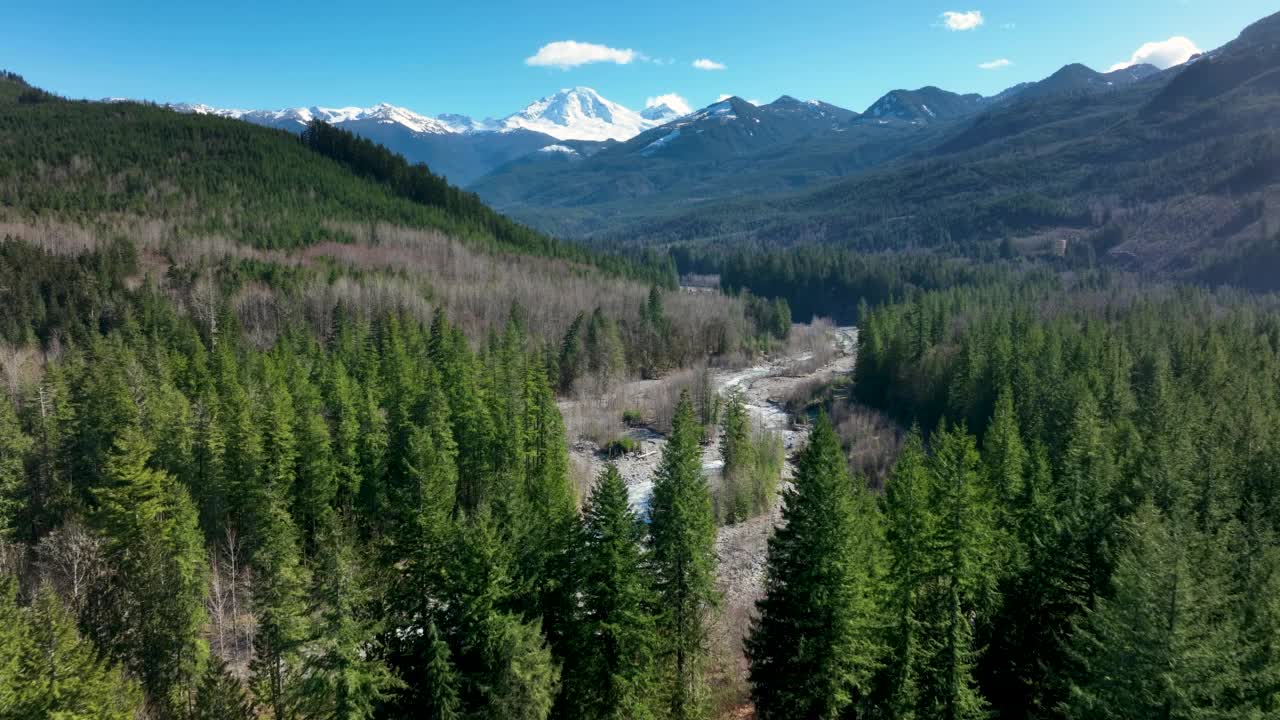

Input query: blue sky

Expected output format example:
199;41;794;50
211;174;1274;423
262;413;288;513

3;1;1275;118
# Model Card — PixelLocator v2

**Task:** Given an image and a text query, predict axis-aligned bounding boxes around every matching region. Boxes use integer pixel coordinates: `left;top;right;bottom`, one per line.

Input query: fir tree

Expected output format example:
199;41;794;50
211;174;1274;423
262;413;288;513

649;391;718;720
25;365;77;538
12;586;144;719
90;426;208;715
442;508;560;720
561;464;659;720
747;414;885;719
0;579;22;714
559;312;587;393
192;657;255;720
0;396;32;540
718;389;751;523
1063;504;1245;719
879;429;931;719
585;307;625;383
301;519;400;720
251;495;311;719
916;423;993;720
418;621;462;720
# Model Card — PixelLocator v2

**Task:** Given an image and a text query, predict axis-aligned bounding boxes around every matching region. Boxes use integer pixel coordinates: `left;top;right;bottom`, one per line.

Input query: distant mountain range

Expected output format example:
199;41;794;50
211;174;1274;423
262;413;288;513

148;8;1280;288
162;62;1159;187
464;60;1177;231
505;9;1280;291
167;87;684;184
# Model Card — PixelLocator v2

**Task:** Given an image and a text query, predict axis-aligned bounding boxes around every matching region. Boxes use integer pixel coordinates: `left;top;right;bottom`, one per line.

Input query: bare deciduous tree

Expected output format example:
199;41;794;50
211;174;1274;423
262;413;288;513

34;518;109;616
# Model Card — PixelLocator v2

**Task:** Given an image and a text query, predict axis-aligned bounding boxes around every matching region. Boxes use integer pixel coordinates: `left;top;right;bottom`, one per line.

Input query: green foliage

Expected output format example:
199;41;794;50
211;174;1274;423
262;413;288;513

604;435;640;458
0;582;143;720
440;509;560;720
192;658;255;720
300;519;400;720
560;464;660;720
716;390;784;524
89;426;208;714
648;392;719;720
250;491;311;719
585;307;627;383
747;414;884;719
1063;505;1250;719
0;397;32;539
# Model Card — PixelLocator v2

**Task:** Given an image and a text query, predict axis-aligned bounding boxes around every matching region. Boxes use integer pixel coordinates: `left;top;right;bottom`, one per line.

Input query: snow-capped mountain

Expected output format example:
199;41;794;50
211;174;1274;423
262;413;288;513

613;95;857;162
639;102;685;124
169;87;677;143
171;102;457;134
496;87;671;142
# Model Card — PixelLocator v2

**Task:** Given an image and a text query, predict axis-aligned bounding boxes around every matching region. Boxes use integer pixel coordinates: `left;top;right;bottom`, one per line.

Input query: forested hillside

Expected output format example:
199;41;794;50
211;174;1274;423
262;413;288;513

0;70;788;718
6;13;1280;717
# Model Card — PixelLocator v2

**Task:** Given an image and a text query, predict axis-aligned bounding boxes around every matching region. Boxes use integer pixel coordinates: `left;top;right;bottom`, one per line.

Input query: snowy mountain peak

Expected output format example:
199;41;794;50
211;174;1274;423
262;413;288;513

640;102;684;123
499;87;658;142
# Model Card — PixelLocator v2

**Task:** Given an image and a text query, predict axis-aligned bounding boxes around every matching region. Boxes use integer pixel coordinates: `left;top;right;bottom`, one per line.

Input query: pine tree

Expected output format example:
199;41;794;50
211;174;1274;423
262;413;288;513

984;388;1025;541
639;288;670;378
879;429;931;719
192;657;255;720
439;325;494;512
326;361;363;512
559;313;587;394
25;365;77;538
12;586;144;719
518;363;578;657
561;464;659;720
1063;504;1245;719
978;440;1065;720
68;341;139;500
251;495;311;719
649;391;718;720
747;413;885;719
0;396;32;540
718;389;751;523
381;373;460;716
219;357;263;532
190;387;229;538
585;307;625;383
442;508;560;720
90;425;208;715
0;577;26;713
301;519;400;720
294;398;338;551
915;423;993;720
419;621;462;720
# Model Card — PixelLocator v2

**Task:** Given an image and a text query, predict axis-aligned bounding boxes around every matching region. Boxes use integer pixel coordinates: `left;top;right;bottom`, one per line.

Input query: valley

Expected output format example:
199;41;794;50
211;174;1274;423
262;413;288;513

4;6;1280;720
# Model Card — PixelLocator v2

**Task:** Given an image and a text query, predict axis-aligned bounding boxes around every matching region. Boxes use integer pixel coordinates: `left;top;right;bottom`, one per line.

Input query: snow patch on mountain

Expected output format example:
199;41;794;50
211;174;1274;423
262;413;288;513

639;128;682;156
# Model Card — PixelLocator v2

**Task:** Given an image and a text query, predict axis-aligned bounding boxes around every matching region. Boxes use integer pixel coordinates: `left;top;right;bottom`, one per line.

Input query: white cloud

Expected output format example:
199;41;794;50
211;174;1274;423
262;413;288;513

942;10;984;31
525;41;639;69
693;58;727;71
716;94;732;102
978;58;1012;70
1108;36;1202;72
646;93;692;115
